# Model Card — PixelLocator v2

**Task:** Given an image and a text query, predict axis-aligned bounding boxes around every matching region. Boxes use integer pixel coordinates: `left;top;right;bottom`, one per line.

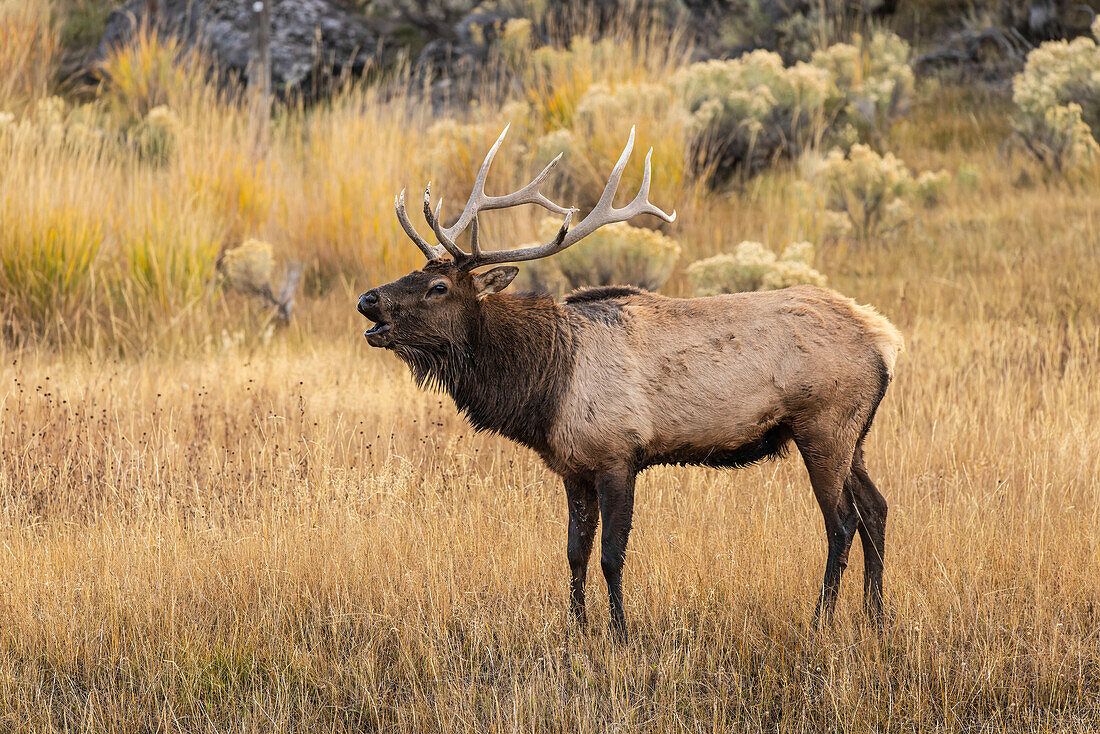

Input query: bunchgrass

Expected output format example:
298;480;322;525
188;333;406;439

1;5;1099;731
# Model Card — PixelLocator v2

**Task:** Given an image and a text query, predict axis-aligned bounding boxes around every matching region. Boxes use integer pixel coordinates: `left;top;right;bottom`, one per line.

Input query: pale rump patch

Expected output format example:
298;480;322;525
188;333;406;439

846;301;905;378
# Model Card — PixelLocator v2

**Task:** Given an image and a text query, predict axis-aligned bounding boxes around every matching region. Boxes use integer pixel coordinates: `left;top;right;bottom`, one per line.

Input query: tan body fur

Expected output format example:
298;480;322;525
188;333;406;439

551;286;902;476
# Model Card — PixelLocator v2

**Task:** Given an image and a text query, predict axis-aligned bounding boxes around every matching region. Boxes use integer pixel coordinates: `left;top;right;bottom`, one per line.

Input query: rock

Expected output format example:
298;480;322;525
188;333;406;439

912;2;1097;86
1016;1;1096;42
680;0;899;64
95;0;390;98
412;6;522;109
912;27;1029;86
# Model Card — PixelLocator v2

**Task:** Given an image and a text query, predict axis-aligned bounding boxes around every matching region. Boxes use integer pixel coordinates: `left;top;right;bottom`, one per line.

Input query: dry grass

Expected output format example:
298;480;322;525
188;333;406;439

2;6;1100;731
0;0;58;113
3;99;1100;730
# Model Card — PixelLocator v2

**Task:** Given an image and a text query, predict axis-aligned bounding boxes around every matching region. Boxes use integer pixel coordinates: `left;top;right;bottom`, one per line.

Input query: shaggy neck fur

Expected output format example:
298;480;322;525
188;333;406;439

396;293;574;452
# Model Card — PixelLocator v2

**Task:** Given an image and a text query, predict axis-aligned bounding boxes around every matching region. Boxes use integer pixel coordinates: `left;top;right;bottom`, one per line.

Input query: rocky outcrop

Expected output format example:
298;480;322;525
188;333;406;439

411;6;521;107
1012;1;1096;42
88;0;1097;105
912;2;1096;85
95;0;391;98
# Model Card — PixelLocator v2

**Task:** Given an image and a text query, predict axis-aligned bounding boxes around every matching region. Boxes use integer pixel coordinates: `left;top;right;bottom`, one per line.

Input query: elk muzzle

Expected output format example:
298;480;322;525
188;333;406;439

358;289;394;348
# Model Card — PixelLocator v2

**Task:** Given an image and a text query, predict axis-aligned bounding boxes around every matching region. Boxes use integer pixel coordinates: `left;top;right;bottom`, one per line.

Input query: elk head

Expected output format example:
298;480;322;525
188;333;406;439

357;261;519;349
357;124;676;351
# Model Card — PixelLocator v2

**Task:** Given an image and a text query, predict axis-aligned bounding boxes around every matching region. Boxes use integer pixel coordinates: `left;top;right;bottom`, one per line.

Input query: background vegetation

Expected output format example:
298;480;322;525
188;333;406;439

1;0;1099;731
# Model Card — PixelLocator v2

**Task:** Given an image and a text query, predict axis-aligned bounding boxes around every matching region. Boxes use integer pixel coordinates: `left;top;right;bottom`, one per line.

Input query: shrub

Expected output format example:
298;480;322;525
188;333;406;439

670;30;914;182
685;240;826;297
1011;19;1100;174
957;163;981;191
518;216;680;294
424;101;531;212
523;37;619;132
422;82;689;235
97;27;206;123
1013;102;1099;176
0;96;113;157
802;144;949;242
915;169;952;206
810;30;914;143
671;50;836;179
516;29;688;135
134;104;178;163
424;30;693;220
217;238;301;323
1;96;65;148
499;17;534;68
220;239;275;297
559;81;690;209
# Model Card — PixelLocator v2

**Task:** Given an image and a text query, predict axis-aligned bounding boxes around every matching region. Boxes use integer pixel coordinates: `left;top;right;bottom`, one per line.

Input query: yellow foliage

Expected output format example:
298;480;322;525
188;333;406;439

0;0;58;111
97;25;209;122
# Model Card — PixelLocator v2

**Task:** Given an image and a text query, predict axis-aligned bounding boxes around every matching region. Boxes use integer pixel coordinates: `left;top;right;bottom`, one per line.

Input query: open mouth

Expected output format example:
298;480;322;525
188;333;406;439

364;320;393;347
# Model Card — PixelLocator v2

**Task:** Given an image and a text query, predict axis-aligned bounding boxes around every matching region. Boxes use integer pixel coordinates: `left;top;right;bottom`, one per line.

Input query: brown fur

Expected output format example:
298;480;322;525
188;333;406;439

359;266;902;639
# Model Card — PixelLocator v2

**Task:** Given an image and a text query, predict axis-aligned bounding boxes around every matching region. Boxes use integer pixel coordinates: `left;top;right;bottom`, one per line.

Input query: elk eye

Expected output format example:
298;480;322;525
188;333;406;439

429;283;448;296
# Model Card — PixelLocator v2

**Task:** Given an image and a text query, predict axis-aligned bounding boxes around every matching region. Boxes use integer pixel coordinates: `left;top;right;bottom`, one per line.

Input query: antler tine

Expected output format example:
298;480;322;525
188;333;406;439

458;126;675;268
557;126;675;250
422;183;437;233
595;124;636;210
436;126;572;242
442;123;510;240
623;147;677;223
430;198;467;260
395;189;445;260
470;216;481;259
453;151;573;221
455;209;576;268
421;183;465;259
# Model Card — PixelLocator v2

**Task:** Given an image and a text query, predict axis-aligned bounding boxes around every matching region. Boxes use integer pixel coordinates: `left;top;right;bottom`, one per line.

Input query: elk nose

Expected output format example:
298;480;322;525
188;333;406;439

358;290;380;316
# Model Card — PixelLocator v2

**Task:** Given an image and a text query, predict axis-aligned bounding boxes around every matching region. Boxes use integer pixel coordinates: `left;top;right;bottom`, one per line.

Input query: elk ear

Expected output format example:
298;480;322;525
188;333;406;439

471;266;518;299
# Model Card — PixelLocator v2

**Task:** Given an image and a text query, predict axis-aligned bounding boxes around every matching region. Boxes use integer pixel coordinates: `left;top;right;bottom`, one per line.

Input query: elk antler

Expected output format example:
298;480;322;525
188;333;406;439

394;123;574;264
394;124;676;270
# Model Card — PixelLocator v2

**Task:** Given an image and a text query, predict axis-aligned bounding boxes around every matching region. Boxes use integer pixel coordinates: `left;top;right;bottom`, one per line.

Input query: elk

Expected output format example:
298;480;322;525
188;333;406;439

357;125;903;641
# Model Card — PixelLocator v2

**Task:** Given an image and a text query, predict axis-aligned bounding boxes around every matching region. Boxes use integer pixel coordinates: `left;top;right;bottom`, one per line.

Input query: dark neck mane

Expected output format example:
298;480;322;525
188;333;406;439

397;293;574;452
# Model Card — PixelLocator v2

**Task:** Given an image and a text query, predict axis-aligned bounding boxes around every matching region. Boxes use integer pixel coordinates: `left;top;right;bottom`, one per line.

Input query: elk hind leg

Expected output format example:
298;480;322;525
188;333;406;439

849;447;888;628
796;433;860;626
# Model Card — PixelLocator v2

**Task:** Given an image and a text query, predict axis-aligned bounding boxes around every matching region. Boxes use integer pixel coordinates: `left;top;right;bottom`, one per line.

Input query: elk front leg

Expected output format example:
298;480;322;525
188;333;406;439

565;475;599;627
596;469;636;642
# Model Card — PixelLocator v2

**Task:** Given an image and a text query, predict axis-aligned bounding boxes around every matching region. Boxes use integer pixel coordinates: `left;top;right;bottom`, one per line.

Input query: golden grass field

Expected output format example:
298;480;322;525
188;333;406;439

2;2;1100;731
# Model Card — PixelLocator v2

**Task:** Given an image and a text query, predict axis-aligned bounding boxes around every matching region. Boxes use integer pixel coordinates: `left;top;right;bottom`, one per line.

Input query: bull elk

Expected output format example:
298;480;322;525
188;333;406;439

357;125;903;640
